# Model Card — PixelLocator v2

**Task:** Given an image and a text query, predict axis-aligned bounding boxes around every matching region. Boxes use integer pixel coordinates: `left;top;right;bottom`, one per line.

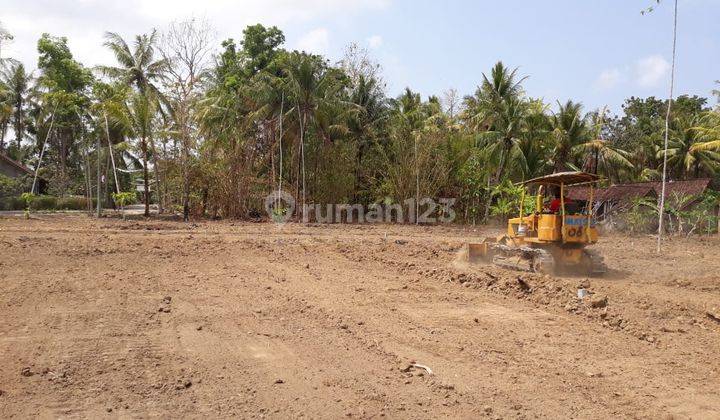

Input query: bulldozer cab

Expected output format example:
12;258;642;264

507;171;600;244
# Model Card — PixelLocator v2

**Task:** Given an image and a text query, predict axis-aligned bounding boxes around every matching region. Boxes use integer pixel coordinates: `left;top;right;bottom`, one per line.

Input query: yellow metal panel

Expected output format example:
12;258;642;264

562;215;598;243
537;214;561;241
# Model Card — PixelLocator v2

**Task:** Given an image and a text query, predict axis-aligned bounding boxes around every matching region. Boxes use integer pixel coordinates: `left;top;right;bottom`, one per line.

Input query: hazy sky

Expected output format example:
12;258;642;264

2;0;718;113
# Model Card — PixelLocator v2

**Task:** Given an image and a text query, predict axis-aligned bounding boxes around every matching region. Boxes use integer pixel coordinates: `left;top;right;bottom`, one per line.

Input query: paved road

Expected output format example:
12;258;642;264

0;204;159;217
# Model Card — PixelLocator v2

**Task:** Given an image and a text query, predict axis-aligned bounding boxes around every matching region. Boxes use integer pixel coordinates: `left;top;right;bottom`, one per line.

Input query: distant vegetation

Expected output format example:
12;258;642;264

0;20;718;223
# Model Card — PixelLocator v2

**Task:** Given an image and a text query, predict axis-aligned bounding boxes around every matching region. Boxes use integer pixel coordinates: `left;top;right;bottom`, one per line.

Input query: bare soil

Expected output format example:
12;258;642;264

1;215;719;419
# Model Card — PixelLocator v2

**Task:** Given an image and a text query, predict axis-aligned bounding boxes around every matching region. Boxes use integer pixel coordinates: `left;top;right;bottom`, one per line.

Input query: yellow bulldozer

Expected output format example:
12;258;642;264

467;171;606;275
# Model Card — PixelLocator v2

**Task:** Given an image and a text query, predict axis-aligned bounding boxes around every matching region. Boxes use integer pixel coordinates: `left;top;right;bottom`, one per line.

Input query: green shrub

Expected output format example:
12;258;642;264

56;196;93;210
112;191;137;207
29;195;57;210
620;198;656;233
0;196;25;210
0;175;30;199
0;194;99;211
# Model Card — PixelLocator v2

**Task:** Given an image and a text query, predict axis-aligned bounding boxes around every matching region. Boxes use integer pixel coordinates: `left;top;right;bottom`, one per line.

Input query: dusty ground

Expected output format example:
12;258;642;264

1;215;719;419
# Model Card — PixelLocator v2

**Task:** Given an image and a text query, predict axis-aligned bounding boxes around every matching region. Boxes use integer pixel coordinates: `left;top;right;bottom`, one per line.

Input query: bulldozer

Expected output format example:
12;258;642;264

467;171;606;275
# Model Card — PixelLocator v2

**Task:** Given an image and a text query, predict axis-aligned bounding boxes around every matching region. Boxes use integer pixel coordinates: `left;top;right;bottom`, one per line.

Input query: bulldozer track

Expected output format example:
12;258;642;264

487;244;556;274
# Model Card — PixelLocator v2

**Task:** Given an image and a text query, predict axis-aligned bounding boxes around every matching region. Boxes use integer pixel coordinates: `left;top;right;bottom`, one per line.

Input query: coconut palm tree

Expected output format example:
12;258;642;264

689;111;720;153
463;61;527;132
346;75;387;202
389;88;424;128
111;92;156;216
460;62;529;220
99;31;168;216
478;96;529;182
0;81;10;149
576;108;633;182
97;31;166;98
549;100;589;172
664;114;720;179
282;54;340;212
0;62;32;150
577;138;632;182
518;100;552;180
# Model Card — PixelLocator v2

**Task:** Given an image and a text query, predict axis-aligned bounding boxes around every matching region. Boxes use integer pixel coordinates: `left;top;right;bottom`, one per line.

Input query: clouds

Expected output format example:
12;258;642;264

594;54;670;92
132;0;390;24
367;35;383;49
296;28;329;54
1;0;391;70
293;30;383;57
635;55;670;88
594;68;623;90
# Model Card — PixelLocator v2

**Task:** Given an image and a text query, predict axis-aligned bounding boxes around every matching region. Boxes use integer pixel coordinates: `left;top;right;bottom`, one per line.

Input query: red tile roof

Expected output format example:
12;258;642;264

566;185;653;203
0;152;34;176
627;178;711;199
566;179;711;203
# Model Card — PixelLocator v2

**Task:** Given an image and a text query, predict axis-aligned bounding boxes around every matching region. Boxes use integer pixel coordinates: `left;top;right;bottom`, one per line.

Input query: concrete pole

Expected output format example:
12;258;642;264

96;134;101;218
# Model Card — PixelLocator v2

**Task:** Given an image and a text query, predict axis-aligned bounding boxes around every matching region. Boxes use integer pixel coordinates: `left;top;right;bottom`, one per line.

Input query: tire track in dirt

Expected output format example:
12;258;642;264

1;217;719;418
261;235;719;418
249;239;629;418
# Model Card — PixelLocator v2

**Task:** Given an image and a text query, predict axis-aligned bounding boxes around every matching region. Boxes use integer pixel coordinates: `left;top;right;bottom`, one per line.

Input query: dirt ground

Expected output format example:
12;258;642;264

1;215;719;419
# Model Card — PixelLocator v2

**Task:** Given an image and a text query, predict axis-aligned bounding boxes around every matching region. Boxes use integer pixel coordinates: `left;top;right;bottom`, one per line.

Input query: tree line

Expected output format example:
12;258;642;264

0;20;718;222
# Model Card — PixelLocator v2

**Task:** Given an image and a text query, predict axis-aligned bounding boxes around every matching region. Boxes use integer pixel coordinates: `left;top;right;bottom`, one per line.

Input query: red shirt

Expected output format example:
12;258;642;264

549;198;571;213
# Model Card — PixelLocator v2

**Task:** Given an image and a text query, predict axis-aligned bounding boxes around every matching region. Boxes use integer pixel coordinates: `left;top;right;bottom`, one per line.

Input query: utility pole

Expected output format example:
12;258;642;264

31;108;57;194
96;133;102;217
657;0;678;254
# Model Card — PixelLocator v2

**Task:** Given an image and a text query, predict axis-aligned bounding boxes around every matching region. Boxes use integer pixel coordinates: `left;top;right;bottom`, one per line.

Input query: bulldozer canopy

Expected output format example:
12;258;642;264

522;171;600;187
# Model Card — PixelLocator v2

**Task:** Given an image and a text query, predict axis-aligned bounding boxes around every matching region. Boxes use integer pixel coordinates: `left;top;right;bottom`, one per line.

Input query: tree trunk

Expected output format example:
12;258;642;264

162;140;169;213
15;106;24;150
294;129;301;218
483;142;510;222
301;114;307;215
352;141;366;203
182;135;190;222
96;133;102;218
554;149;568;173
142;137;150;217
149;137;164;214
593;148;599;175
59;131;68;196
295;108;306;219
0;123;7;150
179;105;191;222
482;174;493;223
105;151;115;210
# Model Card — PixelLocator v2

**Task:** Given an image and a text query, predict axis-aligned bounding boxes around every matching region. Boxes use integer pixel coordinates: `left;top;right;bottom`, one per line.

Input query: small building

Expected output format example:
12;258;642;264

0;152;33;179
567;178;713;219
0;153;49;194
133;177;152;194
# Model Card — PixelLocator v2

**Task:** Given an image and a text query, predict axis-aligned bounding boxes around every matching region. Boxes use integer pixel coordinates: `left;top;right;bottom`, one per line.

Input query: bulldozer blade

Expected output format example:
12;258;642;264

466;241;555;274
467;243;491;262
465;236;505;263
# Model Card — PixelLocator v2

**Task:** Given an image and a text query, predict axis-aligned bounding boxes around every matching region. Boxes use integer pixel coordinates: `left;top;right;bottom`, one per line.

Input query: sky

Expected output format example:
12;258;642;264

2;0;718;114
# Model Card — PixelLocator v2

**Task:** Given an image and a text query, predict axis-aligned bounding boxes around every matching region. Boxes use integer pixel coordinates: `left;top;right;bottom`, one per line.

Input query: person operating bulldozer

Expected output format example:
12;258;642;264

546;188;574;214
